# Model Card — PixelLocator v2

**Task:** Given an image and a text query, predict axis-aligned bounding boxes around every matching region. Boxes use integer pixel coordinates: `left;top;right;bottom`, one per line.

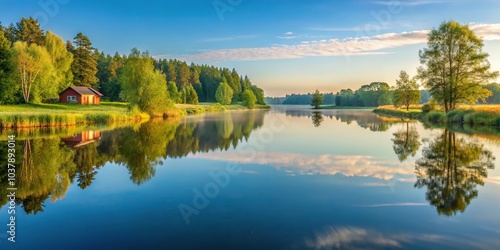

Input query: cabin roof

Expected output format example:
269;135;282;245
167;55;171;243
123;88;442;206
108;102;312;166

62;86;103;96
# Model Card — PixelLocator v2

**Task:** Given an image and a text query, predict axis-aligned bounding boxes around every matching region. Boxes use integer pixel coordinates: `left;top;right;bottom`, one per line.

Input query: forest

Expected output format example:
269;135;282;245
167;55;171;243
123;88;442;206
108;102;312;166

0;17;265;110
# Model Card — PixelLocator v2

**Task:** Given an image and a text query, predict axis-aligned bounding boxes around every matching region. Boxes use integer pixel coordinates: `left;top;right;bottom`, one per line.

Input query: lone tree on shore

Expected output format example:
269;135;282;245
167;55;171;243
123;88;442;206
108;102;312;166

418;21;499;113
311;89;323;109
394;70;421;110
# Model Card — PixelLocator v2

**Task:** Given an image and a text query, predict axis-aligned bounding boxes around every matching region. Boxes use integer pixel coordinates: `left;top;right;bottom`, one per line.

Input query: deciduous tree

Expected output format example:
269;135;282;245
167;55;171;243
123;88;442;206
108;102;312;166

418;21;499;113
394;70;421;110
215;81;233;105
241;89;256;108
311;89;323;109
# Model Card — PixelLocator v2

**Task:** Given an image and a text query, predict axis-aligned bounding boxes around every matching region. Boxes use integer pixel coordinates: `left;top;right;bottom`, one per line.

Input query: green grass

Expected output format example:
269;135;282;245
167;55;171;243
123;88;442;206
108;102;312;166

373;107;422;119
0;102;149;129
176;103;270;115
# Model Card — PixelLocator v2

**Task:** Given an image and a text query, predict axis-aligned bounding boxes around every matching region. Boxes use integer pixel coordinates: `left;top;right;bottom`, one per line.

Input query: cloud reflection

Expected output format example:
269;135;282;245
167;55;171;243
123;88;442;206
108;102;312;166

194;151;415;181
305;226;445;249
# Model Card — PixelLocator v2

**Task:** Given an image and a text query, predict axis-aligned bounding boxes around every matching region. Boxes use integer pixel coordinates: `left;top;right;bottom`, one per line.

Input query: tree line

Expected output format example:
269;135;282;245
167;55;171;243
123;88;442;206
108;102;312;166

265;93;335;105
0;17;265;112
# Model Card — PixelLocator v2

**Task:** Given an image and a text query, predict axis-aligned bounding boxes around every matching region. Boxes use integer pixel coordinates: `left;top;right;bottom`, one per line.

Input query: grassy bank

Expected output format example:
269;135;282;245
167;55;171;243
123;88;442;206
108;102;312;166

176;103;271;115
0;102;271;129
374;104;500;127
373;105;423;119
0;102;150;129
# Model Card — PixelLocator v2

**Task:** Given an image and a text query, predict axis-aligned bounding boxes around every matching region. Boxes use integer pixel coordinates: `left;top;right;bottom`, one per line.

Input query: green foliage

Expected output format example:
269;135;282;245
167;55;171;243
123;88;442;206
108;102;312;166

96;52;124;101
251;85;265;105
184;85;199;104
393;70;421;110
483;83;500;104
336;82;390;107
0;29;19;104
241;89;257;108
378;90;393;106
215;81;233;105
69;32;98;87
12;17;45;46
44;31;73;93
154;59;264;104
311;89;323;109
422;98;438;113
418;21;499;113
167;81;180;103
422;111;447;123
118;49;170;115
12;41;55;103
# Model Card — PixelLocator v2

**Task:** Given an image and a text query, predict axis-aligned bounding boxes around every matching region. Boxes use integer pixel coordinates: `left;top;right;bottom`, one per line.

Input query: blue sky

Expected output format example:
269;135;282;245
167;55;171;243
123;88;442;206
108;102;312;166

3;0;500;96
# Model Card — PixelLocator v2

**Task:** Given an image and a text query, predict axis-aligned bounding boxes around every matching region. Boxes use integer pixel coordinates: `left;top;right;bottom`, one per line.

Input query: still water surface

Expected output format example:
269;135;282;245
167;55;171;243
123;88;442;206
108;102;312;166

1;106;500;249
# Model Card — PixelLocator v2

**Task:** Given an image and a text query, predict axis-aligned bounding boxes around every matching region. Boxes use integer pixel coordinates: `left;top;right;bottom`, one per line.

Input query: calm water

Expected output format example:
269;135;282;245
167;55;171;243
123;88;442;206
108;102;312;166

1;106;500;249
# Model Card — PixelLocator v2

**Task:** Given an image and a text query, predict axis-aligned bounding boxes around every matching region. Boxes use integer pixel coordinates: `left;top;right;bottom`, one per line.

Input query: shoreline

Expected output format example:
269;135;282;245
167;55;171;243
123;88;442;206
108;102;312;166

373;106;500;127
0;102;271;129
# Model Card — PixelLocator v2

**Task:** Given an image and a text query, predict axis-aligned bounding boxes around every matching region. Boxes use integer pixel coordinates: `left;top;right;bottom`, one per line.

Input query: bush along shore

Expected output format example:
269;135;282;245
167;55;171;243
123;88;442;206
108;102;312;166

374;105;500;127
0;102;271;129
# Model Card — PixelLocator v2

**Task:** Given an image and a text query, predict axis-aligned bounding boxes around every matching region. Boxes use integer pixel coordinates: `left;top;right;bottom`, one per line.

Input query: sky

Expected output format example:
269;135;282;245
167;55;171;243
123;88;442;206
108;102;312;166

2;0;500;96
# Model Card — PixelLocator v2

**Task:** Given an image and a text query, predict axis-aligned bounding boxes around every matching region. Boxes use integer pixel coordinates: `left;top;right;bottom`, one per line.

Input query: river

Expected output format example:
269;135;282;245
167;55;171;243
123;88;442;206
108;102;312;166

1;106;499;249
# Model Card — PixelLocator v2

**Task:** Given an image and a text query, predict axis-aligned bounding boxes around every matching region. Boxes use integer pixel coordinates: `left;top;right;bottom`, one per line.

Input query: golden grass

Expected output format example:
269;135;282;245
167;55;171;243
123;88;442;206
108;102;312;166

457;104;500;114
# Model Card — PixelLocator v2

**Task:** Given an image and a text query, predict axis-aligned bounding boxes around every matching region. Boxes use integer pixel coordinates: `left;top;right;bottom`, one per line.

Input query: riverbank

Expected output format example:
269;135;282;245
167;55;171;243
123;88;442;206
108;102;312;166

0;102;150;129
0;102;271;129
175;103;271;115
374;105;500;126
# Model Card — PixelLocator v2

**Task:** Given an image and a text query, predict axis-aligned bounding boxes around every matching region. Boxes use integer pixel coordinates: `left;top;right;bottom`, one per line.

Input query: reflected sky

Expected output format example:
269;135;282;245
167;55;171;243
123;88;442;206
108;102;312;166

1;106;500;249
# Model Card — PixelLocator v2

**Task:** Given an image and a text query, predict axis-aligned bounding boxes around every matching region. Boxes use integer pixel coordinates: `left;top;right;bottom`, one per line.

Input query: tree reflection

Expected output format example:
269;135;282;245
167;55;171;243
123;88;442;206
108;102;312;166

16;139;75;214
0;111;267;214
311;112;324;127
392;122;421;162
286;110;400;131
415;129;495;216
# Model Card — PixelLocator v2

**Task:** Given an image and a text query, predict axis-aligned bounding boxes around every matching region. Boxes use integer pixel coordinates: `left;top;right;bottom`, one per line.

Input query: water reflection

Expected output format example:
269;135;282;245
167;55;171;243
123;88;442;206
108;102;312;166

414;129;495;216
311;112;324;127
0;111;266;214
286;109;402;131
392;122;421;162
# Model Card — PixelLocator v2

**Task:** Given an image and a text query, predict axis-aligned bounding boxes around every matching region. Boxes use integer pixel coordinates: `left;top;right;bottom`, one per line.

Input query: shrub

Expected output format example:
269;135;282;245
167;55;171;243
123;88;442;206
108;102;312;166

424;111;447;123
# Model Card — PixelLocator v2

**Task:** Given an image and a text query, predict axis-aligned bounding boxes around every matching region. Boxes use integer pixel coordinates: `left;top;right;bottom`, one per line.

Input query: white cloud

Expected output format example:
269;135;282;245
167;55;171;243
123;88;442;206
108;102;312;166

285;31;294;35
155;23;500;61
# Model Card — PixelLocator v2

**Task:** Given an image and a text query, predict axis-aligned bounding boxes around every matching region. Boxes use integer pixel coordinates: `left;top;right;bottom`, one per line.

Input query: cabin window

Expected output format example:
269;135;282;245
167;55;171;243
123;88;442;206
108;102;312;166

67;96;77;102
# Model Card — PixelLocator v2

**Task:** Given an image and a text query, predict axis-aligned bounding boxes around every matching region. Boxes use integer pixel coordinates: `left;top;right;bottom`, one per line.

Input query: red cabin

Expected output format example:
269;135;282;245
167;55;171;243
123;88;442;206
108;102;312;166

59;86;103;104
